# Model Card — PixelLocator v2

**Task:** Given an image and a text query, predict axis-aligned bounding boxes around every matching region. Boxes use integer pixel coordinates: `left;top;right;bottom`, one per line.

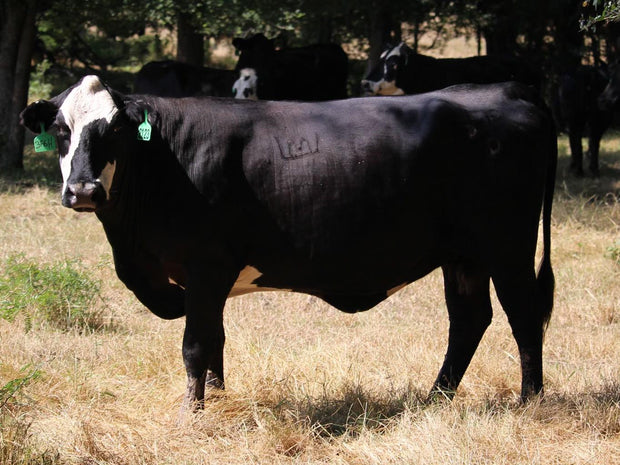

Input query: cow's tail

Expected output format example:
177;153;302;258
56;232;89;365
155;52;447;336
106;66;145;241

536;118;557;334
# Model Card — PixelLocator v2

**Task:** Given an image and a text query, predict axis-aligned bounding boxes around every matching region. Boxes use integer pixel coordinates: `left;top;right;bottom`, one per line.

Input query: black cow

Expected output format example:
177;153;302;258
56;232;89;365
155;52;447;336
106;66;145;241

134;60;237;98
558;64;617;177
232;34;348;100
20;76;556;411
362;42;540;96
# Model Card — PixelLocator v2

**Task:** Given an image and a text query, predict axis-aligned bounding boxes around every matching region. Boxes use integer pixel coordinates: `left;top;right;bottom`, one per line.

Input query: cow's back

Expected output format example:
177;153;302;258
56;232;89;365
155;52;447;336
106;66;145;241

404;53;540;94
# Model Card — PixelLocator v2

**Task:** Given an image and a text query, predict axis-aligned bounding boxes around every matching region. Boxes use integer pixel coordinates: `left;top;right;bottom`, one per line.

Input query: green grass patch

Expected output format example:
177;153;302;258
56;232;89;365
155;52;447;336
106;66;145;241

0;254;105;332
0;366;59;465
607;239;620;266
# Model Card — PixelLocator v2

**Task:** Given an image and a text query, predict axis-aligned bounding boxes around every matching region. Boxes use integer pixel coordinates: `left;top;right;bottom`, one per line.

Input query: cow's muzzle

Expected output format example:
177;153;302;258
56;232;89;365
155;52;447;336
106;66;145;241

360;80;376;96
63;181;105;212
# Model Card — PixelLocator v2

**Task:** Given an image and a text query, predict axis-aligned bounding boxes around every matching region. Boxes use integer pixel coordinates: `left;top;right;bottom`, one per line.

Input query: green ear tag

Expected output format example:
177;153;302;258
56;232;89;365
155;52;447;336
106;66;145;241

137;110;151;141
33;123;57;152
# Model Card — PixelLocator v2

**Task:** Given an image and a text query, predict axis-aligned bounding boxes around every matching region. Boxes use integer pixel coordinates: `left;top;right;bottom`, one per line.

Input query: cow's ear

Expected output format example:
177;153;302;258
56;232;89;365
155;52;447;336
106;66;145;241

20;100;58;134
232;37;246;51
122;98;159;129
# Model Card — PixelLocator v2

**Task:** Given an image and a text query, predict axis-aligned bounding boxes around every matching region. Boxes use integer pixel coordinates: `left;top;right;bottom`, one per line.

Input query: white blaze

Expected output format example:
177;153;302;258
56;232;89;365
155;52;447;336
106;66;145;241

233;68;258;100
58;75;118;197
362;44;406;96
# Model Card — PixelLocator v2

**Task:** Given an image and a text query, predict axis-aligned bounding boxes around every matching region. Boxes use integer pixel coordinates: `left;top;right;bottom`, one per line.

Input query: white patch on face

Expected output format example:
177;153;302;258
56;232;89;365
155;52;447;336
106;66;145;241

233;68;258;100
362;45;406;96
58;75;118;197
229;265;287;297
385;44;402;61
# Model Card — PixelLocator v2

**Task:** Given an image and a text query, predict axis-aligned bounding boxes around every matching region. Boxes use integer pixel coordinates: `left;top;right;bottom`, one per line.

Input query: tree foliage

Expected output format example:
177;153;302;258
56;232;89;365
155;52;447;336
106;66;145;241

2;0;619;173
581;0;620;29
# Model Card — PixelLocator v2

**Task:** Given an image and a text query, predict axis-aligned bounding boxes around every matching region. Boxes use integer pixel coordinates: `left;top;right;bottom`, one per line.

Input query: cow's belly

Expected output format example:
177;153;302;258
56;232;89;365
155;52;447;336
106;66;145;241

227;245;444;312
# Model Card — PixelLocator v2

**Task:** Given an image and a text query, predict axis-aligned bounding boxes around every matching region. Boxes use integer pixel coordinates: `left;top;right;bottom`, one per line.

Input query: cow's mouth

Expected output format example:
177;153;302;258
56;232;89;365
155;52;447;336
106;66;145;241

73;206;97;213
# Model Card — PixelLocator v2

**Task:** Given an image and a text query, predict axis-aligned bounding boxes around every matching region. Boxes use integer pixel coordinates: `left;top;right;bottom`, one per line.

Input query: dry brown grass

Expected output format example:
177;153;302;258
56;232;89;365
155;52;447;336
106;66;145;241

1;135;619;464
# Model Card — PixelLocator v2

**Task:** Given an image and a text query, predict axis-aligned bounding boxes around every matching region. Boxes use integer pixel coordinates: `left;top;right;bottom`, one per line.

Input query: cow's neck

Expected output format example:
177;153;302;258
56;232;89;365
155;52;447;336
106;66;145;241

96;97;244;258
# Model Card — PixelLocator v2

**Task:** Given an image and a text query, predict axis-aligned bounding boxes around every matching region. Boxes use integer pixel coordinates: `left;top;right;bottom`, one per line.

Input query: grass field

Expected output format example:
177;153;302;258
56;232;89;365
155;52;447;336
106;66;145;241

0;133;619;464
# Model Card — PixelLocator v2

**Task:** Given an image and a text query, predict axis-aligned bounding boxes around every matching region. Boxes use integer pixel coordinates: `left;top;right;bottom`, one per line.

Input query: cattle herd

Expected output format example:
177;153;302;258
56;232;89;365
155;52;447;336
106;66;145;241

18;32;616;411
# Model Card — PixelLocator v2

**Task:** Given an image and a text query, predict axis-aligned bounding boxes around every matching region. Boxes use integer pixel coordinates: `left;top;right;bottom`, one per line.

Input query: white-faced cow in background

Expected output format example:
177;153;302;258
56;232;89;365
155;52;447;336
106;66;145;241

232;68;259;100
135;60;237;98
21;75;556;411
232;33;348;100
362;42;540;97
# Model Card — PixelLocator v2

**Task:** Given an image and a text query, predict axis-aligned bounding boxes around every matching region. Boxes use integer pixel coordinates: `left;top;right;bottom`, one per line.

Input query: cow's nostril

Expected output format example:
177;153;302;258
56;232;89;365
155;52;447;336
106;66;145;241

64;182;102;211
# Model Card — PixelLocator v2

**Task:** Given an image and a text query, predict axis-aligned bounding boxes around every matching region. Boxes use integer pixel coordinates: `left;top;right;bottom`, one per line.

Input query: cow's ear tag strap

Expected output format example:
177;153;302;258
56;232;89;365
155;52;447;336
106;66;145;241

137;109;151;141
33;123;57;152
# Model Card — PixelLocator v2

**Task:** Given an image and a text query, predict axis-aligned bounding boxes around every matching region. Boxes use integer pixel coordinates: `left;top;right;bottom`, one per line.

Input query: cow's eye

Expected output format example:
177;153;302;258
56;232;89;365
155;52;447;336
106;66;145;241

107;123;124;135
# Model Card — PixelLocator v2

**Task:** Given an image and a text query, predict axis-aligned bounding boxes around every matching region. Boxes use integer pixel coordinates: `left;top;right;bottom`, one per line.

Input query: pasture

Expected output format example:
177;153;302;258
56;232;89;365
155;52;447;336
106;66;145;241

1;134;619;464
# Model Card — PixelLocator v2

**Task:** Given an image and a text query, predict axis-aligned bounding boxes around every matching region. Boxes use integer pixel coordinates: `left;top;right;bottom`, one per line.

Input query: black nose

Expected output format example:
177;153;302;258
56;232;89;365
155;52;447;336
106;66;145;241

63;182;104;211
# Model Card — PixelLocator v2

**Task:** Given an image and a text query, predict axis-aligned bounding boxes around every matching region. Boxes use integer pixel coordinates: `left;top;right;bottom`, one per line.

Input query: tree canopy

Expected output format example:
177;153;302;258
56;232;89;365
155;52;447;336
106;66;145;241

2;0;620;173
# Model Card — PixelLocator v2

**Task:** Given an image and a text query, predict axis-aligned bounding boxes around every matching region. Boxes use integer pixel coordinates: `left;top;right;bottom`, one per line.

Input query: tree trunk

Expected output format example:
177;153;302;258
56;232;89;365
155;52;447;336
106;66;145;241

483;21;518;55
366;5;400;75
316;14;333;44
176;12;204;66
0;0;37;175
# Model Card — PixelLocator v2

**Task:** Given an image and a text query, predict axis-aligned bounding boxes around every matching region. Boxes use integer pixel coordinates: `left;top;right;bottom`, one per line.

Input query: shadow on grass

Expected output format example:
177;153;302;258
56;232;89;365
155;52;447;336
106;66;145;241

269;383;428;437
0;146;61;194
245;379;620;438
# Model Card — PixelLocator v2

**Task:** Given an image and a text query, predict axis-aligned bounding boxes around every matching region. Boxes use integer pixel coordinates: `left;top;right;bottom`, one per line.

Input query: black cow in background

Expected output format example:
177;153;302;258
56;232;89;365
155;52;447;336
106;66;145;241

134;60;237;98
361;42;541;96
232;34;348;100
558;65;612;177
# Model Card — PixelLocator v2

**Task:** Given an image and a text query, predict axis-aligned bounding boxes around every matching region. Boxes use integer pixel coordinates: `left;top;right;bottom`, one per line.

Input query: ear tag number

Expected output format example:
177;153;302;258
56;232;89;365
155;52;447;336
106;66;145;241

137;110;151;141
33;123;57;152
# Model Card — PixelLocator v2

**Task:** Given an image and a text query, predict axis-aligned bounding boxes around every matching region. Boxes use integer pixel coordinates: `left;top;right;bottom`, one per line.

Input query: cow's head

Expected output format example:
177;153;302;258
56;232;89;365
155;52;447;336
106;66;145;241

232;34;275;70
361;43;408;96
598;62;620;111
20;75;148;212
232;68;258;100
232;34;278;100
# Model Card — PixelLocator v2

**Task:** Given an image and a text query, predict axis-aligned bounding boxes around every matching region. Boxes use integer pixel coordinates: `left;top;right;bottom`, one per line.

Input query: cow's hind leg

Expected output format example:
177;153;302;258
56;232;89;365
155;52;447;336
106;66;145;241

430;263;492;400
568;125;585;176
492;269;544;401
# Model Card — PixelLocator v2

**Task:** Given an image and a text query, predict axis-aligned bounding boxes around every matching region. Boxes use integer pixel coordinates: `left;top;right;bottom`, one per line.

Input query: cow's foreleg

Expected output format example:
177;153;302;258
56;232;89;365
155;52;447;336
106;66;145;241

492;270;543;401
181;271;231;411
430;264;492;400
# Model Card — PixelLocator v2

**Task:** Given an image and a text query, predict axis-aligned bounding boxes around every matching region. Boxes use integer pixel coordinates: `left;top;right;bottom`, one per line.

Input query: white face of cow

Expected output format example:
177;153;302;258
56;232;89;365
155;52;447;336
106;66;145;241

57;76;119;210
232;68;258;100
361;44;406;96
